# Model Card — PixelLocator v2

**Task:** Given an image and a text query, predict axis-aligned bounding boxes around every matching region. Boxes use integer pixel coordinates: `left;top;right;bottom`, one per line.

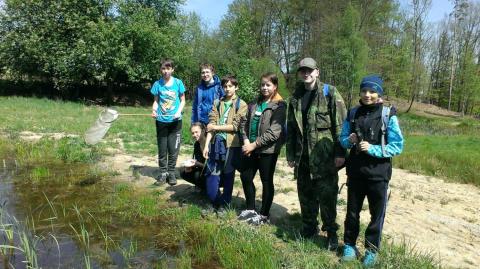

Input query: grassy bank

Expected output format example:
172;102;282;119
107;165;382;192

398;112;480;186
0;96;442;267
1;96;479;186
0;137;439;268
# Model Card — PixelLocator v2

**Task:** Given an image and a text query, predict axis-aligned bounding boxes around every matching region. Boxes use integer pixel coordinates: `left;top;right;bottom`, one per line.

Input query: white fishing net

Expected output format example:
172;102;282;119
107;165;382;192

84;108;119;145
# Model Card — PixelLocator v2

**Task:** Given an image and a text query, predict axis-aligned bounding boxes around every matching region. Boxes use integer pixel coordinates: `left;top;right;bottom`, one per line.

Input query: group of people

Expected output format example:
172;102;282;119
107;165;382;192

150;57;404;267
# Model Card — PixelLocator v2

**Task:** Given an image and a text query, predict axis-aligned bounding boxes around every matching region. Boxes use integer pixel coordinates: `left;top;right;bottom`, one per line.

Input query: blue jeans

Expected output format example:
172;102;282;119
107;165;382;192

205;146;240;206
206;171;235;206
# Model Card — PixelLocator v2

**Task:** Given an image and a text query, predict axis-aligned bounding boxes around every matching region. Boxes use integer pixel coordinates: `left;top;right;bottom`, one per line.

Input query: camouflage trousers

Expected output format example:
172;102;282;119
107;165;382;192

297;152;339;233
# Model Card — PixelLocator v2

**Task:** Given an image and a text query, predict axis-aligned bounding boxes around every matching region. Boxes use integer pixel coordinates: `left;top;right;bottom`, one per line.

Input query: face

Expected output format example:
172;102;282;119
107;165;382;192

223;81;238;98
201;68;213;82
298;68;319;84
190;126;203;142
360;89;379;105
161;66;174;78
260;78;277;100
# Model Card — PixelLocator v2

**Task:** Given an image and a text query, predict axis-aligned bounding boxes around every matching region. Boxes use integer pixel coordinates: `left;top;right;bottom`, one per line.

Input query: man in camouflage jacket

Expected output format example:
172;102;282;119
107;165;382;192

286;57;347;251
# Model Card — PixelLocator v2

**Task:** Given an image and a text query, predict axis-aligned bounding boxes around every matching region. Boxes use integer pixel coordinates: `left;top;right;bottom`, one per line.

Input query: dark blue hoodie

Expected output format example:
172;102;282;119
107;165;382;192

191;75;224;125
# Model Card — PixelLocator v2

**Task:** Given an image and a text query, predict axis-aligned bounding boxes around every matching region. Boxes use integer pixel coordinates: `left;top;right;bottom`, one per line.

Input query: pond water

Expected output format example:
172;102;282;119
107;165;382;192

0;158;170;268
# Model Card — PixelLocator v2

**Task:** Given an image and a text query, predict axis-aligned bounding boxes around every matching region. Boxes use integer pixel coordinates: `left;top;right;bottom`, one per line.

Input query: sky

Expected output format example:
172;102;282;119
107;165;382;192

0;0;471;27
181;0;233;30
182;0;475;30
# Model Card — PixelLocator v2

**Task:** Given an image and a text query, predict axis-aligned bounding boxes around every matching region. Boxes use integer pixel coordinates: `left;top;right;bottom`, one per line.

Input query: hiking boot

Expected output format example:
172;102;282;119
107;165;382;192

327;232;339;251
237;210;258;221
341;244;357;262
215;206;228;218
362;250;377;267
167;173;177;186
247;214;268;226
300;226;318;238
201;205;216;218
154;172;168;186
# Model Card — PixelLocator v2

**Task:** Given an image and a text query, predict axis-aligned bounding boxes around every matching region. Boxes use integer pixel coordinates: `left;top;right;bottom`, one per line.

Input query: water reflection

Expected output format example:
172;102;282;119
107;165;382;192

0;158;168;268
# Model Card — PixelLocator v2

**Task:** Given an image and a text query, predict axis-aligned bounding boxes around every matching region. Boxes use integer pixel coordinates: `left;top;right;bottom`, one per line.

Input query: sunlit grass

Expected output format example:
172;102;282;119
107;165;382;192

0;96;461;268
398;112;480;186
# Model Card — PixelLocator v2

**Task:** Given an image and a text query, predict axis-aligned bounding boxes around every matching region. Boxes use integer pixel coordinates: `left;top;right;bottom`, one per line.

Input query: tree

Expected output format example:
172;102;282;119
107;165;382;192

406;0;431;113
447;0;468;110
334;3;368;108
0;0;183;99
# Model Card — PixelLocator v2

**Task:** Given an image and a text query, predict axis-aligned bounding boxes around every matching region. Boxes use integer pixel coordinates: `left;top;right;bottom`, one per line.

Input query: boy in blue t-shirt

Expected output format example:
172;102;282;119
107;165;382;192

151;59;186;186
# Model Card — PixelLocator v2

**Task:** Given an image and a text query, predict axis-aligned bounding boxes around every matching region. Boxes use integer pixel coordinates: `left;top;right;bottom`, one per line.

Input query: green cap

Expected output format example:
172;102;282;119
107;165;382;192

298;57;317;71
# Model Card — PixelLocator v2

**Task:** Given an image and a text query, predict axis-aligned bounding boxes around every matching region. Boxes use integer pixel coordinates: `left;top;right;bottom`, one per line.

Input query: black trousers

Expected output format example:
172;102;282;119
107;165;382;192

343;178;388;250
240;153;279;216
177;166;206;190
155;120;182;174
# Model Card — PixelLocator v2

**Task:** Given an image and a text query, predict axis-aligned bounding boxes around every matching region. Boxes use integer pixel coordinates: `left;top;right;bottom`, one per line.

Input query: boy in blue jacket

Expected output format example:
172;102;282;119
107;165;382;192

339;75;404;267
191;63;224;125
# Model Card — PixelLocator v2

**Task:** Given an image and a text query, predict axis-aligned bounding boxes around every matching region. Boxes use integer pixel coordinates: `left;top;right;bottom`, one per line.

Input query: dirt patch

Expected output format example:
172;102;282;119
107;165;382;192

385;97;464;118
17;131;79;141
104;152;479;269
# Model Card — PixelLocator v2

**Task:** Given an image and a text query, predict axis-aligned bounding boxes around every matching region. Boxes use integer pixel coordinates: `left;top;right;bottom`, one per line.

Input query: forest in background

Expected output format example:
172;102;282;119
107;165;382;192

0;0;479;115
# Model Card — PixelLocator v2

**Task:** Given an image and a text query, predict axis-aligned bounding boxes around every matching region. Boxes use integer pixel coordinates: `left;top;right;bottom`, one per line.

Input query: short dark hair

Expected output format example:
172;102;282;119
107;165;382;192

161;59;174;69
221;75;238;87
200;63;215;73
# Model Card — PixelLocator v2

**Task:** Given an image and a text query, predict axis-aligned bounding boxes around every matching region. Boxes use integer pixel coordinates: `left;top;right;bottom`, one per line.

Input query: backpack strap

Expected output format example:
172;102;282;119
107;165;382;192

323;83;329;97
349;106;360;126
216;97;241;113
349;106;360;142
380;105;391;156
235;96;241;113
319;83;337;139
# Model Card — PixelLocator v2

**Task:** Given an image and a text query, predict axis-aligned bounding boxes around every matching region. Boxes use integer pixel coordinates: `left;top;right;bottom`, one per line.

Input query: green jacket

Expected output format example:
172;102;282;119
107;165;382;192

286;79;347;179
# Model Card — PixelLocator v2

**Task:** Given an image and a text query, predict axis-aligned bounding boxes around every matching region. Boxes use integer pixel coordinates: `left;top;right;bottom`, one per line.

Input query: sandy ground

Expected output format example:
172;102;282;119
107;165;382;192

103;151;479;269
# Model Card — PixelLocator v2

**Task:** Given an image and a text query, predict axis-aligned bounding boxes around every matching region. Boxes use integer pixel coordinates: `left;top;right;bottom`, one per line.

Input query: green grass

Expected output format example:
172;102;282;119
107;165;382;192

399;112;479;136
0;134;440;268
2;96;478;188
0;96;472;267
397;112;480;186
0;136;102;164
0;96;195;155
396;135;480;186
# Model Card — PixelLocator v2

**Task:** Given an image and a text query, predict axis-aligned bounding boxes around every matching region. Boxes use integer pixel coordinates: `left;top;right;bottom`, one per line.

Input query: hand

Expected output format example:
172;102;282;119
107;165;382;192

335;157;345;168
183;159;196;168
174;111;182;119
206;124;216;132
359;141;370;152
348;133;358;144
242;142;256;155
203;147;209;159
151;110;157;118
287;161;295;168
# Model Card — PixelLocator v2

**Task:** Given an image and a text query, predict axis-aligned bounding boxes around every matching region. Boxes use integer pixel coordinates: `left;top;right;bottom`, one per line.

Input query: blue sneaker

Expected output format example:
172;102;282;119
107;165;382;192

341;244;357;262
363;250;377;267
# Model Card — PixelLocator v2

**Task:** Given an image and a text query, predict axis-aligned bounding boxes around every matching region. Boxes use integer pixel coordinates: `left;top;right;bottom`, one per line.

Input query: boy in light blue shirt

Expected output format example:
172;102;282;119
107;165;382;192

151;59;186;186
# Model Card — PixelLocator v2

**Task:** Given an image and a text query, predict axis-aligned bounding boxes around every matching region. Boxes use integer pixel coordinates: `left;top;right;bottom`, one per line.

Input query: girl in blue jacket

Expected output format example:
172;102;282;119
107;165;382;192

339;75;404;267
191;63;224;126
